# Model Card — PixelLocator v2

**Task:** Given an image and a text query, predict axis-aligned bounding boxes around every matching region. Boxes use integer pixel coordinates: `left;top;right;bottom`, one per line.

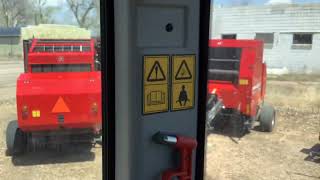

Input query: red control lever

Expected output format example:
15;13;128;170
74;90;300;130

153;132;198;180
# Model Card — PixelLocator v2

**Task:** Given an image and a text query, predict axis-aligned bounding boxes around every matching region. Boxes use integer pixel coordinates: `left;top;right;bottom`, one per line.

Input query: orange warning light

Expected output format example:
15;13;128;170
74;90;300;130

52;97;70;113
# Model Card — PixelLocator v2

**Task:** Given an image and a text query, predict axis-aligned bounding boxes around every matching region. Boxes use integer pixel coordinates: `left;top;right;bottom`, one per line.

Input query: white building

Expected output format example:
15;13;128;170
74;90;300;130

210;3;320;74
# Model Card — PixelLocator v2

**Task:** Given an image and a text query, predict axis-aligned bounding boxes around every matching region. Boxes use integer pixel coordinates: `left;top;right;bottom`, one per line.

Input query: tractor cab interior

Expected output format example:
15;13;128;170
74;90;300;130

1;1;319;180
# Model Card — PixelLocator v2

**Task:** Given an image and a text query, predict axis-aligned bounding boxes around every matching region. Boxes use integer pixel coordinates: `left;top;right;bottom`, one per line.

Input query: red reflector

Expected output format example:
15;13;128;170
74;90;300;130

52;97;70;113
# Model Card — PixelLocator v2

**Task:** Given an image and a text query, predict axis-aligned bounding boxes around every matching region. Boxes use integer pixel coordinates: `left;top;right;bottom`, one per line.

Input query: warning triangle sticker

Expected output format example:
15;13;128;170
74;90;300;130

147;61;166;82
52;96;70;113
175;60;192;80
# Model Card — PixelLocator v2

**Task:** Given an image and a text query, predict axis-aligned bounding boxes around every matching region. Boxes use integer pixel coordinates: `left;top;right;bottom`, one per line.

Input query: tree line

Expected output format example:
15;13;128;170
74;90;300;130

0;0;99;30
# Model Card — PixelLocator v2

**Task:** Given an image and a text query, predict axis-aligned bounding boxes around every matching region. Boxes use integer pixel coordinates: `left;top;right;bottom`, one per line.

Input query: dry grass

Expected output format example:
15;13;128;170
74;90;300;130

266;81;320;109
268;73;320;82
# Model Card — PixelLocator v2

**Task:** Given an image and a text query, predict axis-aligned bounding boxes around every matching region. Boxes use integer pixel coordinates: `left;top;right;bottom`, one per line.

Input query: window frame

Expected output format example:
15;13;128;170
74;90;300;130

221;34;237;39
292;33;313;50
255;33;274;49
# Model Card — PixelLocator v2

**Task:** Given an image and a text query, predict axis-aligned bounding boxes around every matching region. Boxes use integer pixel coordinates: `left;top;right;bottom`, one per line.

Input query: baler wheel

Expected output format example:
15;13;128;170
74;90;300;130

6;120;27;156
259;103;276;132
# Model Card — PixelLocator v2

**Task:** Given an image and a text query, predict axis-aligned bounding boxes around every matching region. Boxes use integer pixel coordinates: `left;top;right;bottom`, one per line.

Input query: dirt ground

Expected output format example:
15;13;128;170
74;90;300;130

0;61;319;179
0;102;102;180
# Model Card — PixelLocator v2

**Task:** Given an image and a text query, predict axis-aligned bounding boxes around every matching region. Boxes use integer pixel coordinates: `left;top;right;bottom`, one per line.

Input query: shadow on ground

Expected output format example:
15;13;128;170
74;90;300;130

300;143;320;164
207;128;242;144
207;123;266;144
11;144;96;166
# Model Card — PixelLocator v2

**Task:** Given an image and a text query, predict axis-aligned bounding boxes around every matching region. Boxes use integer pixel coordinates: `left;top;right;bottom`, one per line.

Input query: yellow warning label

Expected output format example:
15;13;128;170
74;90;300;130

171;55;196;111
144;85;168;114
144;56;169;85
172;55;195;83
171;83;194;110
143;55;169;114
175;61;192;80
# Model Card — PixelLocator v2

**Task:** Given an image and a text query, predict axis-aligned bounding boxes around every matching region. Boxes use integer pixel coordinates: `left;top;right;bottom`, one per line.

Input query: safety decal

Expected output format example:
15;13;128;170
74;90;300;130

143;55;169;114
171;55;195;111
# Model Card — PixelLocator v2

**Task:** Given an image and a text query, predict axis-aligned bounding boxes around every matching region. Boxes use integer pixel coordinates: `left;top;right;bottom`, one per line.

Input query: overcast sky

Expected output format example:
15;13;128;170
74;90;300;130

45;0;73;25
46;0;64;6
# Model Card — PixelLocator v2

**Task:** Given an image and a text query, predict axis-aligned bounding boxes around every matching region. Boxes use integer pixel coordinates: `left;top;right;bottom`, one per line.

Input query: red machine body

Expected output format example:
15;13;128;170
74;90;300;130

207;39;266;118
16;39;101;133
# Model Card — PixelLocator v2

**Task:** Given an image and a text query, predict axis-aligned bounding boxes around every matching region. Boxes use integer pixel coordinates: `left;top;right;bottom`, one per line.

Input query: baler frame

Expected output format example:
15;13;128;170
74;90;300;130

6;39;102;155
207;39;275;137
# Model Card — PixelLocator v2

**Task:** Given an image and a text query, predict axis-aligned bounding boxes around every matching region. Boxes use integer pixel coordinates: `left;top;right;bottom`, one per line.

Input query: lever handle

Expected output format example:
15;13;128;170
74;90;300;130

153;132;177;146
153;132;197;180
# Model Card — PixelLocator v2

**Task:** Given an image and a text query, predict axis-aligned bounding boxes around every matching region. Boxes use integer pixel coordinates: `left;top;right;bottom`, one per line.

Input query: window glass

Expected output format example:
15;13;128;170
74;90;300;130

0;0;102;180
255;33;274;48
222;34;237;39
206;1;320;180
293;33;313;44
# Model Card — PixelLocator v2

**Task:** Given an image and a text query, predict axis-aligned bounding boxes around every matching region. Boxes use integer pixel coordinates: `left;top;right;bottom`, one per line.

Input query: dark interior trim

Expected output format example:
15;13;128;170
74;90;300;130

101;0;116;179
195;1;211;179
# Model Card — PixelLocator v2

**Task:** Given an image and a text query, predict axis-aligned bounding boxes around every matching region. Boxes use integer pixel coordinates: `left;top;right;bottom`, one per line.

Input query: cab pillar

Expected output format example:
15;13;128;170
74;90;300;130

101;0;211;179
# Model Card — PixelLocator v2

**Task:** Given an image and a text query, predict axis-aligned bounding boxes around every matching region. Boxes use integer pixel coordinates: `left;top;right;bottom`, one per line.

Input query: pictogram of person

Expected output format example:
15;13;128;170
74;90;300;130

177;85;190;106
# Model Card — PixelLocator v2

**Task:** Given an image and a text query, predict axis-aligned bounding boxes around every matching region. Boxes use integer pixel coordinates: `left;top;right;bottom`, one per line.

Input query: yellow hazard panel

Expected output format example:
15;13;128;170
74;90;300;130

143;55;169;114
171;83;194;110
172;55;195;84
171;55;196;111
144;55;169;85
144;85;169;114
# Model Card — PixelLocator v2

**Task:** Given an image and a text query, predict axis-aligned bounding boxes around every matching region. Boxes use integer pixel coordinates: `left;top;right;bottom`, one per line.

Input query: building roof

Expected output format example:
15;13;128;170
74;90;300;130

0;27;21;37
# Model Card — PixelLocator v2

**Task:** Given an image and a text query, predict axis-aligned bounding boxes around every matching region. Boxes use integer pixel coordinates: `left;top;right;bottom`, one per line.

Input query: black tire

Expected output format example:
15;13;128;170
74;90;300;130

259;103;276;132
6;120;27;156
6;121;17;156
